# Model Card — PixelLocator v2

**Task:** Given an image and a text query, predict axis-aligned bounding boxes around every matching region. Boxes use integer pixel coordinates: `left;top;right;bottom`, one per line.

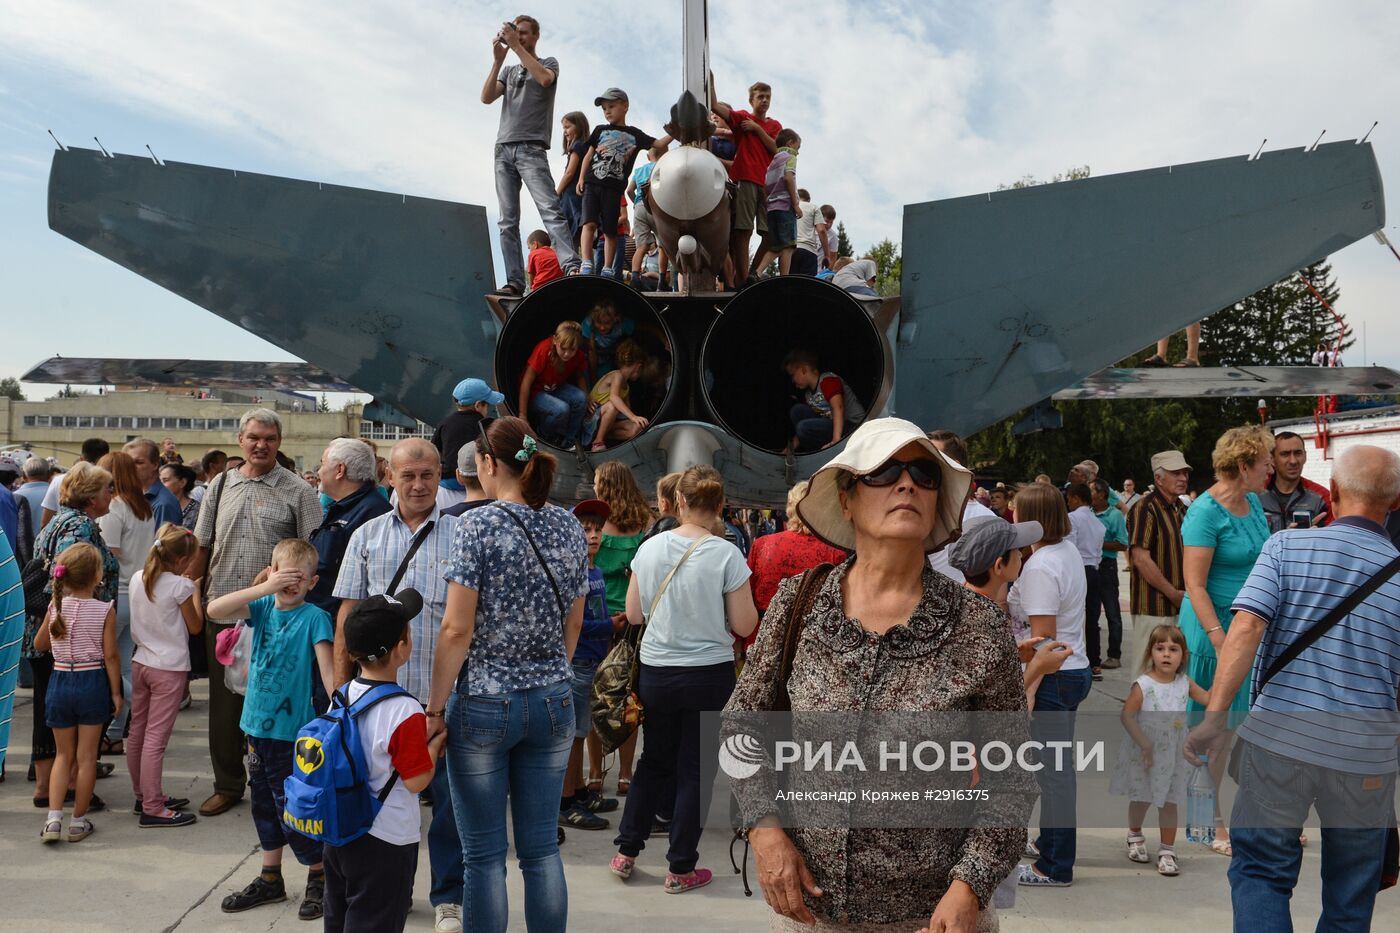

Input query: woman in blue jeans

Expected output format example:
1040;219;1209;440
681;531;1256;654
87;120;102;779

1007;483;1095;887
428;417;589;932
610;464;758;892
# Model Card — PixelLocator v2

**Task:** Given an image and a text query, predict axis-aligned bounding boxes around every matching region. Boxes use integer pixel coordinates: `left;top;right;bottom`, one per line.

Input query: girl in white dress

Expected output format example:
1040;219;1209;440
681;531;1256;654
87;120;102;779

1108;623;1209;876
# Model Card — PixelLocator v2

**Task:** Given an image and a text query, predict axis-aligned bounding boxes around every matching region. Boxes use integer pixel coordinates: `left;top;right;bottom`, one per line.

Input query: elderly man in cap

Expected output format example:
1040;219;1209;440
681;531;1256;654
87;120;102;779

431;377;504;509
1125;451;1191;660
331;436;464;933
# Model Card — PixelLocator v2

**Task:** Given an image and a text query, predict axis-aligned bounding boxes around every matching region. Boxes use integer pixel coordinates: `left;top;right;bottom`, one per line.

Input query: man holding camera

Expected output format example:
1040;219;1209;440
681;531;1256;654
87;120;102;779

480;14;579;296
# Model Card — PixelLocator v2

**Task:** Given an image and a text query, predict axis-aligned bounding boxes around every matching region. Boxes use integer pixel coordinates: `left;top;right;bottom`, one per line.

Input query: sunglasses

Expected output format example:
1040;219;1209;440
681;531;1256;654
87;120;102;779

477;417;497;460
858;458;942;491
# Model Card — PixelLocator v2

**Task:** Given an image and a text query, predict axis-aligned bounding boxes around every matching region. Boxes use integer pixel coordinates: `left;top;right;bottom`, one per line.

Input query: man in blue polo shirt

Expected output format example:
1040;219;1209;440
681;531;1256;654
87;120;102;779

1186;444;1400;933
125;438;183;528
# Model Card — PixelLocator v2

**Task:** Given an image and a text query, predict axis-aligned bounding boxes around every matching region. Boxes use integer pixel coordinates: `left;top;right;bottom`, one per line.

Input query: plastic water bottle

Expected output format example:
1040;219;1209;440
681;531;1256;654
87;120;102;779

1185;754;1216;844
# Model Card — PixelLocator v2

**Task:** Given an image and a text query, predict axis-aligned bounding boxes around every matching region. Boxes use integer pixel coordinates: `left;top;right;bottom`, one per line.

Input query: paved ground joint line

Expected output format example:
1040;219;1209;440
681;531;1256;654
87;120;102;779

162;844;259;932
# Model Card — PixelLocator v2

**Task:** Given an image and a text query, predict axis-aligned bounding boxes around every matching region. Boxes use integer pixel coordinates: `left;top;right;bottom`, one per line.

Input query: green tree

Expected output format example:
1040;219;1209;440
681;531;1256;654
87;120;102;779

866;238;902;297
0;377;24;401
318;393;331;413
835;222;853;258
997;164;1092;190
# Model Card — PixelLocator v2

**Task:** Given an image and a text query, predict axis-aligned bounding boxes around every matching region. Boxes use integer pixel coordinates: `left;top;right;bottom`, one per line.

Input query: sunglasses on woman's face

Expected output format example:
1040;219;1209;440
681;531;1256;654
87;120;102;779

859;458;942;491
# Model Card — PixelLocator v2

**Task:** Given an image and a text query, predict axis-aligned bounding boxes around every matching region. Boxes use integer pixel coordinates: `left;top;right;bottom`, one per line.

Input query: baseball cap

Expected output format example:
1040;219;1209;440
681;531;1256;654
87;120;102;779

573;498;611;522
1150;450;1192;473
453;378;505;407
344;589;424;663
457;440;480;478
946;516;1044;578
0;453;22;473
594;87;629;105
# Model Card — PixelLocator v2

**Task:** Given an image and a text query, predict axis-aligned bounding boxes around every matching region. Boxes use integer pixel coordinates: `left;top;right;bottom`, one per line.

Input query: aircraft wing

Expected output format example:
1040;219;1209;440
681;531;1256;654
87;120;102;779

47;148;497;424
21;356;358;393
897;141;1385;435
1053;366;1400;400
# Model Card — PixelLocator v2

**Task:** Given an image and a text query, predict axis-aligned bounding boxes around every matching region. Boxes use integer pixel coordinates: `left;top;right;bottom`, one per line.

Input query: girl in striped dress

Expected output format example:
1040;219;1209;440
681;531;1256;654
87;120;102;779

33;542;119;843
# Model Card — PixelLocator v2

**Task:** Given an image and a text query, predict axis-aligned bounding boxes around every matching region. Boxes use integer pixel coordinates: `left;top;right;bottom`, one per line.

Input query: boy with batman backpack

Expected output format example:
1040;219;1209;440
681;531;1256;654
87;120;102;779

283;590;445;932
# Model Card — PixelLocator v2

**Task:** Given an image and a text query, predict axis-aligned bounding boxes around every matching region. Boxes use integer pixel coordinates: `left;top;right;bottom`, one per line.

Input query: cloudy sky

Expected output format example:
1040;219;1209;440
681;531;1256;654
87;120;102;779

2;0;1398;398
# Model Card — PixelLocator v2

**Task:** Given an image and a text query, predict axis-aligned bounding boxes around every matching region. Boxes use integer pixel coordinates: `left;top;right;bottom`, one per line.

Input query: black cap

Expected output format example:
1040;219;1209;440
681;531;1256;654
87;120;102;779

344;589;423;662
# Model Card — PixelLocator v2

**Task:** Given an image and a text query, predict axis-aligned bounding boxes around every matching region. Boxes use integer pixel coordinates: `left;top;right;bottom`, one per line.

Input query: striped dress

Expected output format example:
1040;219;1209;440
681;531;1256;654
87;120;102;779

0;528;24;767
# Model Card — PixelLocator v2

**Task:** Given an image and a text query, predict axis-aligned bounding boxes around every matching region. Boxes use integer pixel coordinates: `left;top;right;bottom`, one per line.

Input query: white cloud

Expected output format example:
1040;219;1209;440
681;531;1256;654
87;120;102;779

1;0;1397;369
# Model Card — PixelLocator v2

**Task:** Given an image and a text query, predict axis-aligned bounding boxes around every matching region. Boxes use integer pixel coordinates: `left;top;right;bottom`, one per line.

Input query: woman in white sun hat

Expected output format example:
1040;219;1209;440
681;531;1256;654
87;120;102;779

724;417;1036;933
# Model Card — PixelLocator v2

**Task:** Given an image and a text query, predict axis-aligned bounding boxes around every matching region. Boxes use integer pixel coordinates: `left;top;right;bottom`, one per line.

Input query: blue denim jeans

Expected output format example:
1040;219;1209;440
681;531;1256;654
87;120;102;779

107;593;134;740
1031;667;1093;883
247;736;323;865
1228;740;1394;933
494;143;579;290
446;680;574;933
591;233;628;277
790;404;856;453
528;385;587;447
427;761;465;908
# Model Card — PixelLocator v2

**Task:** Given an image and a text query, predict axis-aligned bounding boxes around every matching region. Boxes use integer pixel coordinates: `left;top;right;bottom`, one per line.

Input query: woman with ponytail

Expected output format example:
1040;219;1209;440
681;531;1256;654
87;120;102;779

97;451;156;751
33;542;118;843
610;465;758;892
428;416;589;931
126;523;202;826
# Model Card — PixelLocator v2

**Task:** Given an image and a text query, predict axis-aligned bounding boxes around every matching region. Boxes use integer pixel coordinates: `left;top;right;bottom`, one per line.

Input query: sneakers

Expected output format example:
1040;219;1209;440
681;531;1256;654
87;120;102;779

583;790;618;813
664;868;713;894
610;854;635;880
1157;850;1180;876
650;816;672;837
1102;657;1122;670
579;261;595;275
139;810;197;828
560;803;610;830
1023;838;1040;860
221;875;288;913
1127;834;1150;863
1017;864;1070;887
1091;667;1104;681
434;903;463;933
299;872;325;920
40;818;62;843
66;818;95;843
133;796;190;814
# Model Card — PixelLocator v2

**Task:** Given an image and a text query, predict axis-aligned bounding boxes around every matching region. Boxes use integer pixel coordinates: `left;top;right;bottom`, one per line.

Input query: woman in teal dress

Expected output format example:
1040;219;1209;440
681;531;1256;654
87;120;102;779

1178;425;1273;853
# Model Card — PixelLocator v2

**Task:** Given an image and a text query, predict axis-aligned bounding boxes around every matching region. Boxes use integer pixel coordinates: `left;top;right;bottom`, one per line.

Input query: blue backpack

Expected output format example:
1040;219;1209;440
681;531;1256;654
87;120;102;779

282;682;411;847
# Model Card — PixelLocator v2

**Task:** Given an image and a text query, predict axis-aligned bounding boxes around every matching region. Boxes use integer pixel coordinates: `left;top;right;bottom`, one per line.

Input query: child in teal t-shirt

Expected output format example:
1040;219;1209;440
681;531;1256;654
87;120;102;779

206;539;335;919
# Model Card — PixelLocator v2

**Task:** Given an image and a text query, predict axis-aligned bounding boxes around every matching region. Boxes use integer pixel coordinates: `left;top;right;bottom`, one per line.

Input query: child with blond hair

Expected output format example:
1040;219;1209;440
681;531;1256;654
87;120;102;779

34;542;118;843
126;522;203;827
585;339;651;450
520;320;590;448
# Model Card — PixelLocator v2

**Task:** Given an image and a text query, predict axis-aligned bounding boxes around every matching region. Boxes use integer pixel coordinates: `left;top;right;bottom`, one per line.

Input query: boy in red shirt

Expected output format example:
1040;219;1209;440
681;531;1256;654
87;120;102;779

710;77;780;290
518;320;589;447
322;591;446;933
525;229;565;291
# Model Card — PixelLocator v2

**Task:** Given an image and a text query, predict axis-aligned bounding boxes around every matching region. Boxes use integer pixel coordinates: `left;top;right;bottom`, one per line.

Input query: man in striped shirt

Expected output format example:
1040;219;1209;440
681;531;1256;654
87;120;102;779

1186;445;1400;932
331;437;464;933
1125;450;1191;661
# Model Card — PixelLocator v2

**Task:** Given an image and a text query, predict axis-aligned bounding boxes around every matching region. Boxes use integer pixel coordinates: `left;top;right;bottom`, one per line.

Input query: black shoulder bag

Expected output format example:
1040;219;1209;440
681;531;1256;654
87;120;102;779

387;520;435;596
1228;551;1400;891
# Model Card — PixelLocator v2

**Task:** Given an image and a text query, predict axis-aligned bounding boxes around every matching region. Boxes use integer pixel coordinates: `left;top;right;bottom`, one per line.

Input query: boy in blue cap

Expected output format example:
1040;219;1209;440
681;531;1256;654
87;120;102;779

431;378;504;501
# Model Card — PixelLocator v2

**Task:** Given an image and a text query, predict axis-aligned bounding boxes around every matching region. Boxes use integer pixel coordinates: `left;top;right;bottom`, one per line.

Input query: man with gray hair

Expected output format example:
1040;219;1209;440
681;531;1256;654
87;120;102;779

1186;445;1400;931
187;408;322;817
1125;450;1191;660
16;456;51;540
308;438;391;619
124;438;183;528
332;436;465;932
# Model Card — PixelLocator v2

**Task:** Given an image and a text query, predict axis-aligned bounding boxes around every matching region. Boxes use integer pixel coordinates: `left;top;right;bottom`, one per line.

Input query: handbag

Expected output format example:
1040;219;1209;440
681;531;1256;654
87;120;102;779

1226;551;1400;891
772;564;837;712
590;534;711;754
21;510;83;618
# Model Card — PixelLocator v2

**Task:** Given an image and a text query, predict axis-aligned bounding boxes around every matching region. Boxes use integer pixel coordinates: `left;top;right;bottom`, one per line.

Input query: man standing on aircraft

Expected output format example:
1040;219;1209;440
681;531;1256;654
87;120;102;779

1258;430;1334;532
481;14;579;296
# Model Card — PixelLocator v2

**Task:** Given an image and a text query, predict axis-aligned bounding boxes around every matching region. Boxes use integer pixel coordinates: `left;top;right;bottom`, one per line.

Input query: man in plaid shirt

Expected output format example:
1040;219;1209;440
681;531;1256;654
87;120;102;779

188;408;322;818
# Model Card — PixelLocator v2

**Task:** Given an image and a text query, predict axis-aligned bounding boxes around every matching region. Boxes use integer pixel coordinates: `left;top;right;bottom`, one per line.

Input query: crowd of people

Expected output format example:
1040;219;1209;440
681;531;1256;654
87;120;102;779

483;14;870;297
2;398;1396;933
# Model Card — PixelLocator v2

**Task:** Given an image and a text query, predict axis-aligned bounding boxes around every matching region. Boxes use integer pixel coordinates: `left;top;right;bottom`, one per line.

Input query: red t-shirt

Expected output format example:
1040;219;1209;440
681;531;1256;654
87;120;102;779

742;531;847;649
726;108;782;185
526;336;586;397
527;246;564;288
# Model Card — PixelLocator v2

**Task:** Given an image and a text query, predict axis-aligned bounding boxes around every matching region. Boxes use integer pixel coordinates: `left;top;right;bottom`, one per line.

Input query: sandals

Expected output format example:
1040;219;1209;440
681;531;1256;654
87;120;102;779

40;818;63;843
100;737;123;756
1209;837;1233;856
586;777;605;795
1127;834;1150;863
1142;355;1169;368
616;777;631;796
1157;851;1180;876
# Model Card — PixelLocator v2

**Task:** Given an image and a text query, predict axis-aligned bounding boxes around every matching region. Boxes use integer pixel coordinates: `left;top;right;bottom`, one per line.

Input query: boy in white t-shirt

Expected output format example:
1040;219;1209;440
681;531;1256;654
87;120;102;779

322;591;446;933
